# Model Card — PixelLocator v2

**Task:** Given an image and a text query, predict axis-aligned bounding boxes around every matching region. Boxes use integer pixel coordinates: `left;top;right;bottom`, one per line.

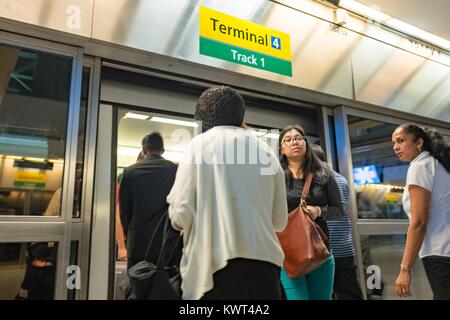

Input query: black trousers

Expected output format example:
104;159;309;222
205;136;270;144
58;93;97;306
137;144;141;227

127;258;140;270
422;255;450;300
16;264;55;300
201;258;283;300
333;256;364;300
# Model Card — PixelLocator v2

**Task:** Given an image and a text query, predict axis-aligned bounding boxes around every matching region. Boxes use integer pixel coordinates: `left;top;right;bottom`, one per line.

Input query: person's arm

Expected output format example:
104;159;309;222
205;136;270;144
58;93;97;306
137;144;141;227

395;185;430;297
309;176;344;220
43;187;62;216
115;204;127;261
272;165;288;232
119;173;131;236
167;143;197;232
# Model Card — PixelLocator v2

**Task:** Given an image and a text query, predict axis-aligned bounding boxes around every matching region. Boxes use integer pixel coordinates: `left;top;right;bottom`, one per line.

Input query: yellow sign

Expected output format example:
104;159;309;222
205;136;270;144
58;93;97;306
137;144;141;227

199;6;292;76
14;171;46;187
384;193;398;203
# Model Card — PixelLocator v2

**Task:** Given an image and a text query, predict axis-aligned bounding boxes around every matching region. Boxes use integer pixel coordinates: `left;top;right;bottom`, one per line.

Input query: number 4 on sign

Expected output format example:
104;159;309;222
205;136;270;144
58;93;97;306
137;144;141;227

271;36;281;50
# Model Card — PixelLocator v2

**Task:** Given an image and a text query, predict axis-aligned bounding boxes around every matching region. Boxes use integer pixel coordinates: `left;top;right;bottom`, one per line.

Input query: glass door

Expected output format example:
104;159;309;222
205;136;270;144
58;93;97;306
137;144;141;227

113;107;197;299
334;107;450;300
0;36;85;299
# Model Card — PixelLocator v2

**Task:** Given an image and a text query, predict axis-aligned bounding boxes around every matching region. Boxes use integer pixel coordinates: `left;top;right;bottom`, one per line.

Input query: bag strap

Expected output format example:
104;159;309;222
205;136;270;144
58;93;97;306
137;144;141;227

300;173;314;206
144;212;167;262
156;217;182;268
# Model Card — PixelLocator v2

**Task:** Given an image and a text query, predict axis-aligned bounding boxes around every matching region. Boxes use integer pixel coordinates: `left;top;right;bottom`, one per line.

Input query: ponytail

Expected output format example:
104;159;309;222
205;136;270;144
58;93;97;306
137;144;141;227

398;124;450;172
423;128;450;172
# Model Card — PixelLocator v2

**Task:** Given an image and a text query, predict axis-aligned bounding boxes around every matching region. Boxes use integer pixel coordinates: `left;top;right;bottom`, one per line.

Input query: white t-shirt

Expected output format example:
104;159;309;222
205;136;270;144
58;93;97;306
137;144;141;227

402;151;450;258
167;126;288;300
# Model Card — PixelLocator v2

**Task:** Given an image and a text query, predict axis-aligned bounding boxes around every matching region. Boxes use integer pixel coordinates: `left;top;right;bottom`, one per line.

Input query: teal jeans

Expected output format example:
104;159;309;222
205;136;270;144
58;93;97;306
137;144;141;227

280;255;335;300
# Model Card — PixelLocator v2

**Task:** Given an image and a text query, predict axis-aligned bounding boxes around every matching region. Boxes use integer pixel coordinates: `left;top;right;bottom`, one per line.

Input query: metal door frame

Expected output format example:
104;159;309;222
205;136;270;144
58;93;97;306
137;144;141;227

0;31;84;299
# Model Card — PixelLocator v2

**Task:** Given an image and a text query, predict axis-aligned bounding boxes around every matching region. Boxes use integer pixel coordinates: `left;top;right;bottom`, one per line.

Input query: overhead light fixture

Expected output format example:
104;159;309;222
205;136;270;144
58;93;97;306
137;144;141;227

386;19;450;50
264;133;280;140
48;159;64;164
251;130;266;137
339;0;389;22
5;155;23;160
24;157;46;162
162;150;184;163
124;112;149;120
150;116;198;128
117;146;141;157
338;0;450;50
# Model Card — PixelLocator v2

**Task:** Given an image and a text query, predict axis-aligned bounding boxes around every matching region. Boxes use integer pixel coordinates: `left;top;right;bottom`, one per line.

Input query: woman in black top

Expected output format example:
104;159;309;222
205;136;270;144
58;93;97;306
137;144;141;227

279;125;344;300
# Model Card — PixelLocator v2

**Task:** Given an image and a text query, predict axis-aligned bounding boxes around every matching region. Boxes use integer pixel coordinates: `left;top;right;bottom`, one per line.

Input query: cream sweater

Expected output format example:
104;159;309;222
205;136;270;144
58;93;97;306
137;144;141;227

167;126;288;300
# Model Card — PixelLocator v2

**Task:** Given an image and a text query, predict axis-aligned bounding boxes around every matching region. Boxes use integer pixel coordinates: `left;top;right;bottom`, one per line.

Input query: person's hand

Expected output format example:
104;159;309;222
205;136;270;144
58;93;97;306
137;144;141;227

395;270;412;298
305;205;321;220
118;246;128;262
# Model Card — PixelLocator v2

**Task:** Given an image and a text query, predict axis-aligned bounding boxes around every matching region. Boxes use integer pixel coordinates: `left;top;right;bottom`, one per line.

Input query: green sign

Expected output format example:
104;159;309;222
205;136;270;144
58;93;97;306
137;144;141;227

199;6;292;77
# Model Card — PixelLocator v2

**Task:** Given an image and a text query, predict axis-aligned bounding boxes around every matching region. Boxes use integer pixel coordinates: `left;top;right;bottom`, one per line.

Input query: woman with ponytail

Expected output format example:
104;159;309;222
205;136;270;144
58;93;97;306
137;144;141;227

392;123;450;300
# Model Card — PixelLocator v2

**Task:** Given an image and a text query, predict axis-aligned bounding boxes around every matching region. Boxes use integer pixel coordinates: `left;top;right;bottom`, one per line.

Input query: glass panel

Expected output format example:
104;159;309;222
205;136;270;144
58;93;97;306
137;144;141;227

72;67;90;218
348;115;408;220
0;242;58;300
362;235;432;300
0;45;72;217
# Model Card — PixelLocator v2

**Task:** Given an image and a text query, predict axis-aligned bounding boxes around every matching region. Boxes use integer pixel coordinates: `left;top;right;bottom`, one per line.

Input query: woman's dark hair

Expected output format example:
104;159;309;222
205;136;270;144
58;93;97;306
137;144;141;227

397;123;450;172
278;125;330;188
195;85;245;132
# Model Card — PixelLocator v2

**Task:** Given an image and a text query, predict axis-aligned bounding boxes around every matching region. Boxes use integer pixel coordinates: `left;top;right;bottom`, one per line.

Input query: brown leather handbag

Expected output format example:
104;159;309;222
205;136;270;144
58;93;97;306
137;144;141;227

277;174;330;278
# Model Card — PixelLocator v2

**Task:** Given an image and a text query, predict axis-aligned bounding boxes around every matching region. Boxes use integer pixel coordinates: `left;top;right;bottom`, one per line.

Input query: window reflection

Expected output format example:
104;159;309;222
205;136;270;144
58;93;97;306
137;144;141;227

362;235;432;300
348;116;408;220
72;67;90;218
0;242;58;300
0;45;72;217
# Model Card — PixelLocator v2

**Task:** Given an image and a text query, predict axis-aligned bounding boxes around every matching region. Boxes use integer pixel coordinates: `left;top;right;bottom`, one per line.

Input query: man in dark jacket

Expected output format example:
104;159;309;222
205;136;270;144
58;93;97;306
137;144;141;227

119;132;177;269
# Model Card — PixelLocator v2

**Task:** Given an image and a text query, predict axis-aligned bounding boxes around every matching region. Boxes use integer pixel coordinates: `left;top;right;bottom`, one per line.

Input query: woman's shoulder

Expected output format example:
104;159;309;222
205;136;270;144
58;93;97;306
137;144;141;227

313;166;333;186
409;153;435;172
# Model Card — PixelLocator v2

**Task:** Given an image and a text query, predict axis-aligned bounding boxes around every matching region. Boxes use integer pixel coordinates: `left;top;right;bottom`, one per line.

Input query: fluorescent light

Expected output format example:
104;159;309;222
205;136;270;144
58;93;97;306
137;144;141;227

162;150;184;163
339;0;450;50
339;0;390;22
5;156;23;160
124;112;149;120
150;116;198;128
264;133;280;140
251;131;266;136
117;146;141;157
25;157;46;162
386;19;450;50
48;159;64;164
